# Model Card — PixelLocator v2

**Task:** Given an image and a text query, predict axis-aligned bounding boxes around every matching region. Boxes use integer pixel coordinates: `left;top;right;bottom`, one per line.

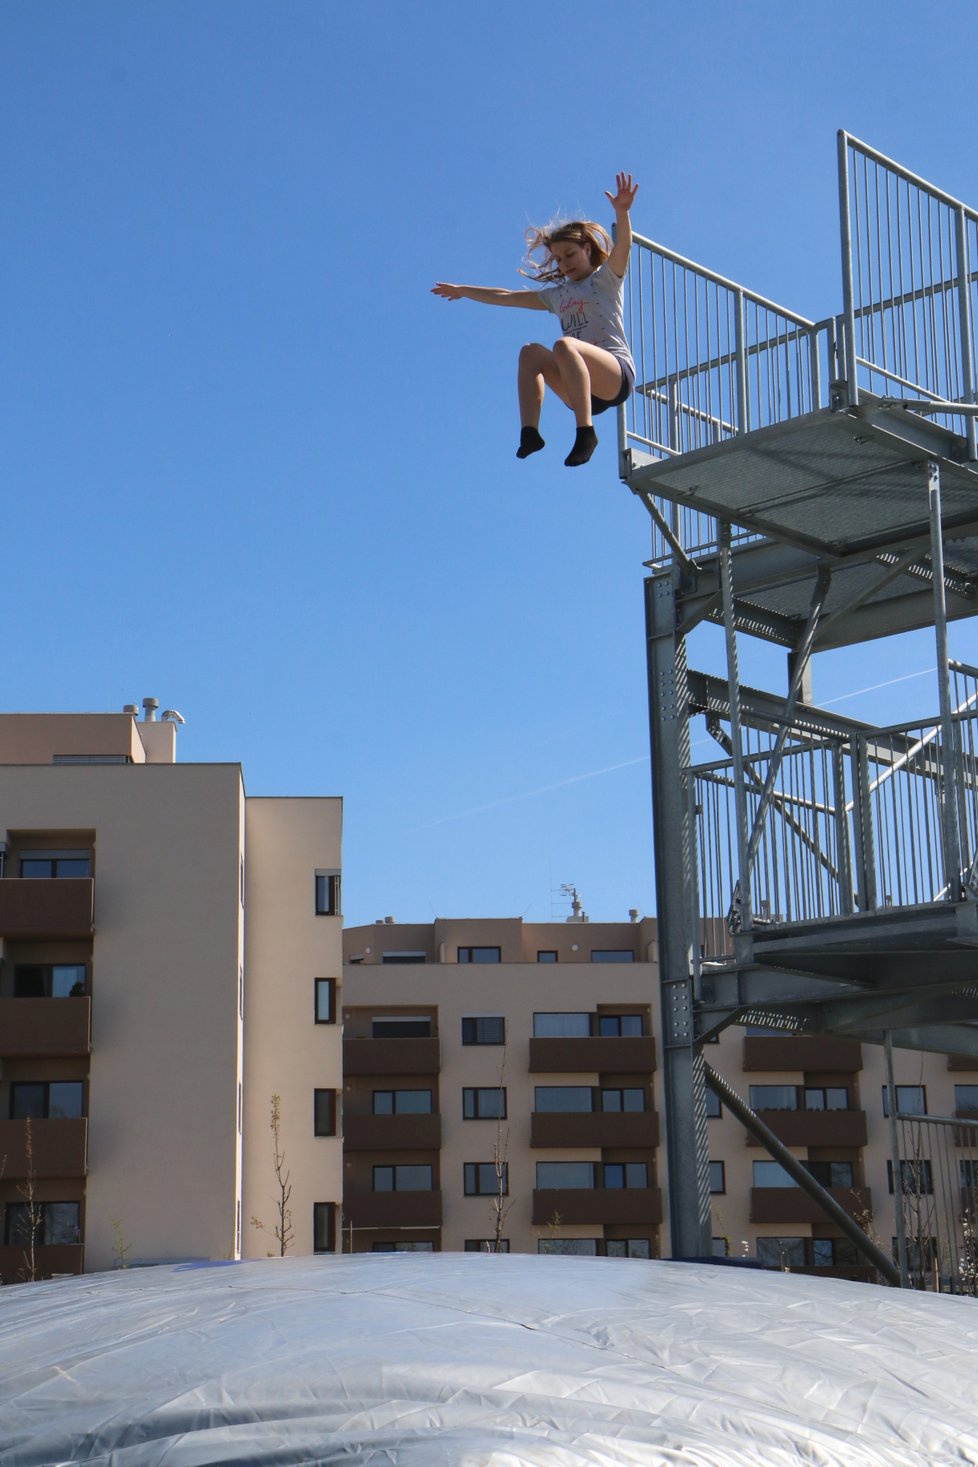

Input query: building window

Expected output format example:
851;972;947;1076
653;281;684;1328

372;1089;432;1115
370;1017;432;1038
533;1012;590;1039
538;1238;598;1256
591;950;634;962
381;952;427;964
14;964;86;998
314;871;340;916
605;1238;651;1258
597;1014;643;1037
373;1165;433;1192
371;1240;434;1252
882;1085;927;1117
10;1082;84;1120
535;1086;593;1113
708;1161;726;1194
888;1160;934;1195
19;851;91;878
463;1087;507;1120
961;1159;978;1188
749;1085;798;1111
712;1236;729;1257
457;947;501;964
536;1161;594;1190
955;1085;978;1114
705;1090;722;1118
603;1162;648;1189
806;1160;854;1188
803;1087;849;1111
465;1239;510;1252
756;1237;805;1268
313;1202;336;1253
536;950;557;963
464;1162;507;1196
4;1201;80;1246
313;1090;337;1137
600;1087;645;1112
314;978;337;1024
892;1236;938;1272
461;1016;505;1046
812;1237;859;1268
752;1161;795;1188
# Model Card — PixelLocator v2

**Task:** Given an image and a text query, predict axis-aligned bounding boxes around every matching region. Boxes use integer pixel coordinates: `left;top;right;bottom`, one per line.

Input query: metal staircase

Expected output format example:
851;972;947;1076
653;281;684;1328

624;132;978;1262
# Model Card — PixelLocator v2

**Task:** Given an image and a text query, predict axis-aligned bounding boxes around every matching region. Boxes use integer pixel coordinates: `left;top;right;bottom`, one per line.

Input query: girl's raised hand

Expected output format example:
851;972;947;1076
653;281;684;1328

605;172;638;214
432;282;464;300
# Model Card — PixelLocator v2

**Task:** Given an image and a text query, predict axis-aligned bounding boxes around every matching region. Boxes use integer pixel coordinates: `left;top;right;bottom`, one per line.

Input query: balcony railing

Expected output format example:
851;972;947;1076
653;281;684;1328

341;1189;442;1229
0;878;94;939
342;1037;440;1076
0;1118;88;1178
529;1036;656;1074
343;1114;442;1151
746;1109;868;1148
0;997;91;1058
531;1187;663;1227
0;1243;84;1285
742;1035;863;1072
750;1186;872;1225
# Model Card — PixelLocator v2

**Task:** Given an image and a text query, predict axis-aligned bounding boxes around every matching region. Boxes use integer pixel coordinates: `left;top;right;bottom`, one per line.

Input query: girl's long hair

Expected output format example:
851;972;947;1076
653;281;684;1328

522;219;612;284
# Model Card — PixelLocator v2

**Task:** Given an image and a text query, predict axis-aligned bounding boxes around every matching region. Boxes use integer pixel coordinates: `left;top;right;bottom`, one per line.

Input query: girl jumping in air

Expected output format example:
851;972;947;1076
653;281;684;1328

433;172;638;467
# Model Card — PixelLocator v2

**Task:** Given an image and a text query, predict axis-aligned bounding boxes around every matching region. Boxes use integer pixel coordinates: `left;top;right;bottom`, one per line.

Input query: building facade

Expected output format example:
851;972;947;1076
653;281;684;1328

343;917;978;1278
0;705;342;1282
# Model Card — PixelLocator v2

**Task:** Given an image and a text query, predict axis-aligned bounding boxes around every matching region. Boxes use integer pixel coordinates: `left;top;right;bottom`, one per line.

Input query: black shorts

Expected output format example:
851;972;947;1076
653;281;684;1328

590;358;635;416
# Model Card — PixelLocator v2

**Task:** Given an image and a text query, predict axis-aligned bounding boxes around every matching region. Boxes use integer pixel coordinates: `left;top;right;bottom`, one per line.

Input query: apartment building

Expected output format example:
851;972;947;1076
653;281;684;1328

342;917;978;1277
0;703;342;1282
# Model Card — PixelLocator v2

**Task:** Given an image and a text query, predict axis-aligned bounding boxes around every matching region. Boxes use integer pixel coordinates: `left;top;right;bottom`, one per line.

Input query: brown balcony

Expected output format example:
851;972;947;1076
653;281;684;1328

0;1243;84;1285
529;1036;656;1074
343;1037;440;1076
747;1109;868;1147
0;879;94;939
742;1036;863;1072
0;1118;88;1179
0;997;91;1057
530;1111;659;1149
948;1053;978;1071
750;1185;871;1224
342;1189;442;1229
343;1114;442;1151
532;1187;662;1227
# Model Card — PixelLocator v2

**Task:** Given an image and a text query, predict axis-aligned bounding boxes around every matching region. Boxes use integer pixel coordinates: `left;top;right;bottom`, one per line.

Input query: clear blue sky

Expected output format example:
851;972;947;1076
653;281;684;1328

3;1;977;925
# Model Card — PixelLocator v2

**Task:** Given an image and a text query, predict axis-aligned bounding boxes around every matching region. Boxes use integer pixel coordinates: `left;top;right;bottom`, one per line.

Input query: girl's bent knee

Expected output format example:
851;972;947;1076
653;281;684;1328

519;342;547;367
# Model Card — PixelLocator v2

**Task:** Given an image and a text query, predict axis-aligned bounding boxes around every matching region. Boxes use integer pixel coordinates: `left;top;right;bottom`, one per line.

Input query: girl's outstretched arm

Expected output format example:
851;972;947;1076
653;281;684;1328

605;172;638;278
432;283;547;309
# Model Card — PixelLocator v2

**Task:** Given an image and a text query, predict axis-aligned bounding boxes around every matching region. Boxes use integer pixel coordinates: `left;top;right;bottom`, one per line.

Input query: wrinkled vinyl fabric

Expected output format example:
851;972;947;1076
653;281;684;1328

2;1253;978;1466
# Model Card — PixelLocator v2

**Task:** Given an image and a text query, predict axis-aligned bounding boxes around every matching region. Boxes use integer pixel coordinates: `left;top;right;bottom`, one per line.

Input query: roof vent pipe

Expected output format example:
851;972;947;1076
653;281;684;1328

142;698;159;722
122;704;139;716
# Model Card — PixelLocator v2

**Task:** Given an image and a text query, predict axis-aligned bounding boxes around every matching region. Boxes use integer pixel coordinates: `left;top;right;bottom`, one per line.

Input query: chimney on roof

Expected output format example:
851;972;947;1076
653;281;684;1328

142;698;159;722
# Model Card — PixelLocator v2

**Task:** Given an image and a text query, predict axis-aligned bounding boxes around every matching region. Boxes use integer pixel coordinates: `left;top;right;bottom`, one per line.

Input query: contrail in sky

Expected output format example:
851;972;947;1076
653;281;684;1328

418;666;937;829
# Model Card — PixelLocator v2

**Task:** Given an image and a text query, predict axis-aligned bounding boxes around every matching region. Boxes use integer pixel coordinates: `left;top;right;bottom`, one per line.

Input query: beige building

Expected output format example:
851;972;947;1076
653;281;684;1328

343;917;978;1278
0;703;342;1282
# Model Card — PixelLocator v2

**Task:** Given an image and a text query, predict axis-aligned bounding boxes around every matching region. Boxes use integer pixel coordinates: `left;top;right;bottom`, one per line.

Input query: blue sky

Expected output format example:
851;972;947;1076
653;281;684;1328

3;1;977;925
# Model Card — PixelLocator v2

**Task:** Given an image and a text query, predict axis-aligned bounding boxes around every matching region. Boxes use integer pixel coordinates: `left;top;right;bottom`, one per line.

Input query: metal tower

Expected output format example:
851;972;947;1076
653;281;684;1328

620;133;978;1266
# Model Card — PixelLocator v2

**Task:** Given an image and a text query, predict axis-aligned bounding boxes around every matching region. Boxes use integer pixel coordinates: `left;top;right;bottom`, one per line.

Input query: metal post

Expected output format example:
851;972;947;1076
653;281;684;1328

954;206;978;461
718;522;752;930
837;130;859;408
884;1031;911;1288
734;289;748;433
850;734;878;912
645;570;712;1260
928;460;963;897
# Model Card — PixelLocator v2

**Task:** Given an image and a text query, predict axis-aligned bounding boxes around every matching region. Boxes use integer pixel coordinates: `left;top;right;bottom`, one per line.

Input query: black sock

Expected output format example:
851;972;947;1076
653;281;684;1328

564;425;598;467
516;426;545;459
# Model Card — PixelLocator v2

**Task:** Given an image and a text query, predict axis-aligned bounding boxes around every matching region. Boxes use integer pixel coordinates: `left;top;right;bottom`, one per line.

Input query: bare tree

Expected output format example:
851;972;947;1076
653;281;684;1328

18;1118;40;1283
490;1055;510;1252
251;1094;293;1256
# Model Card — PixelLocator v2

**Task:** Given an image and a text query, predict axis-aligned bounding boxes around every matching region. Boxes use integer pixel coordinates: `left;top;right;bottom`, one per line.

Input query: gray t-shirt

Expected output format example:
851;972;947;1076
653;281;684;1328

537;262;633;371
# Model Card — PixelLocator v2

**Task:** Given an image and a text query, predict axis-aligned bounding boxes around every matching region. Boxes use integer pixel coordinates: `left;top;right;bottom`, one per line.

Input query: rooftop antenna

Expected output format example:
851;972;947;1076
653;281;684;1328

560;883;588;923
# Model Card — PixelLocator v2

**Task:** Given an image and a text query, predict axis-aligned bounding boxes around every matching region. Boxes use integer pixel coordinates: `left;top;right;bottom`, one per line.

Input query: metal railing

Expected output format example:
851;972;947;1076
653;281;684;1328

691;678;978;957
622;233;834;561
894;1112;978;1293
839;132;978;455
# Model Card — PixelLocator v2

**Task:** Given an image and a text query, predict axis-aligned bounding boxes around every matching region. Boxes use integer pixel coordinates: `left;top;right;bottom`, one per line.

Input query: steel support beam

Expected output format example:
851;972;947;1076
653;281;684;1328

705;1063;900;1284
929;460;964;898
645;570;712;1258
